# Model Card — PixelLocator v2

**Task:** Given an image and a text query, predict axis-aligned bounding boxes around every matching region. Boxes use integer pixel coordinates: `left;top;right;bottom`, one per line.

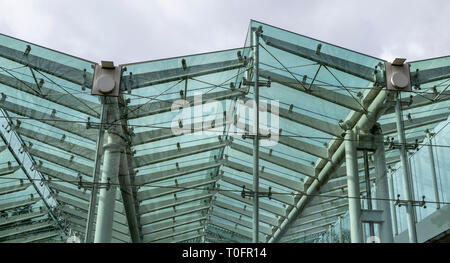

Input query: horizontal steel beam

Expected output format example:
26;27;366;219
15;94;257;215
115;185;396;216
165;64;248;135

144;225;204;243
230;141;315;177
2;229;60;243
211;209;272;236
142;214;207;235
0;183;31;195
212;198;279;227
220;174;295;205
0;221;55;239
0;197;41;212
220;190;287;217
223;160;304;192
411;65;450;85
135;161;221;185
0;43;93;87
0;210;47;226
127;88;246;119
0;165;20;176
0;99;97;141
382;112;449;135
18;127;95;160
261;34;377;82
260;70;364;112
122;58;244;89
209;220;266;242
137;177;216;201
140;205;207;225
134;140;227;168
0;72;99;117
29;148;93;176
139;191;213;215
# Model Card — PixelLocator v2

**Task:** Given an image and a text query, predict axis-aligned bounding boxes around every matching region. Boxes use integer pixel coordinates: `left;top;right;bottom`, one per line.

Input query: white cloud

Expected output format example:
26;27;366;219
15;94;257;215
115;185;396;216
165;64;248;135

0;0;449;64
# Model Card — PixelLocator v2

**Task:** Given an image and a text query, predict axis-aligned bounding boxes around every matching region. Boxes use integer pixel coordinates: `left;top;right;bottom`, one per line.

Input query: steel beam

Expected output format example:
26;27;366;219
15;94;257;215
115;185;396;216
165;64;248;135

139;191;213;215
0;221;55;239
426;130;441;209
0;44;93;87
135;161;221;185
212;198;279;226
2;229;60;243
0;197;41;212
220;190;287;217
18;126;95;160
140;205;207;225
142;214;206;235
0;210;47;226
220;175;295;205
209;220;266;242
0;99;97;141
134;140;227;168
260;70;364;111
230;142;315;177
0;73;99;117
122;58;244;89
29;148;93;176
0;183;31;195
382;112;449;135
127;88;246;119
260;34;377;82
0;166;20;176
222;160;304;192
211;209;272;236
144;225;204;243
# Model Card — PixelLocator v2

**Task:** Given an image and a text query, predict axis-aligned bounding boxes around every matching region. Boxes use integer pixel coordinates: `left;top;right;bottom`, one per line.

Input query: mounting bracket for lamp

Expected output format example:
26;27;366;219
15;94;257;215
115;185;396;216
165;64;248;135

385;58;412;92
91;61;122;97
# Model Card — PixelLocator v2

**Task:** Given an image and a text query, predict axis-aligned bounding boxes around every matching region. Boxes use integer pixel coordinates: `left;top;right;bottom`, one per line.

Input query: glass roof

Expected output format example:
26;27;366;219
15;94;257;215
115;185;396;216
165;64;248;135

0;20;449;243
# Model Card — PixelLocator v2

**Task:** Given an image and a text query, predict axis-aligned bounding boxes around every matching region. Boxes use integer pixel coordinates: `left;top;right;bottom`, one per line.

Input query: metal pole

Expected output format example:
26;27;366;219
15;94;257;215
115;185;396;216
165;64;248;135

338;216;343;243
94;129;121;243
394;92;417;243
252;26;261;244
374;132;394;243
426;130;440;209
84;101;107;243
345;130;363;243
388;167;398;236
363;149;375;237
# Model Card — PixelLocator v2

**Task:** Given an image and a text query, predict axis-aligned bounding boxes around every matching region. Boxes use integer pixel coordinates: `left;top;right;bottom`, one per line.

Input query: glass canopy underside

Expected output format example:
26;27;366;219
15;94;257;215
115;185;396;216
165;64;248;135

0;20;449;243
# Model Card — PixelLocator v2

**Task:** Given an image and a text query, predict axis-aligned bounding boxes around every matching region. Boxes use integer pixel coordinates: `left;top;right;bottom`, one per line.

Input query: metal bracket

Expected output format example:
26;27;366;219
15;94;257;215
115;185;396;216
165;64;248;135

241;185;272;200
395;195;427;208
242;133;271;140
78;176;111;191
386;138;419;151
242;77;271;87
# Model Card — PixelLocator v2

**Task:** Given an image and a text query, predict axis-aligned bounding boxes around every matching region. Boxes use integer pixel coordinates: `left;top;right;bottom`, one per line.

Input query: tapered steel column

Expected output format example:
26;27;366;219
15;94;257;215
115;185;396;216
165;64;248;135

394;93;417;243
84;101;107;243
388;167;398;236
363;149;375;237
252;26;261;243
425;130;440;209
373;132;394;242
94;130;121;243
345;130;363;243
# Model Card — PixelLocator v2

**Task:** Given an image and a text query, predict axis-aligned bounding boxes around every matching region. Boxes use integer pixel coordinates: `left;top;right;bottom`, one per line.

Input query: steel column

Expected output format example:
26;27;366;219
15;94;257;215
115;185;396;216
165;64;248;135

345;130;363;243
93;130;121;243
252;26;261;244
362;149;375;237
388;167;398;236
426;130;441;209
374;132;394;242
85;100;107;243
394;93;417;243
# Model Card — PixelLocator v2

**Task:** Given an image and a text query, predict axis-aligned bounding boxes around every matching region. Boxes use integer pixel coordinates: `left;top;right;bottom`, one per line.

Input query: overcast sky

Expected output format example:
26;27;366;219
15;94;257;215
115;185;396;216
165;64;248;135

0;0;449;65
